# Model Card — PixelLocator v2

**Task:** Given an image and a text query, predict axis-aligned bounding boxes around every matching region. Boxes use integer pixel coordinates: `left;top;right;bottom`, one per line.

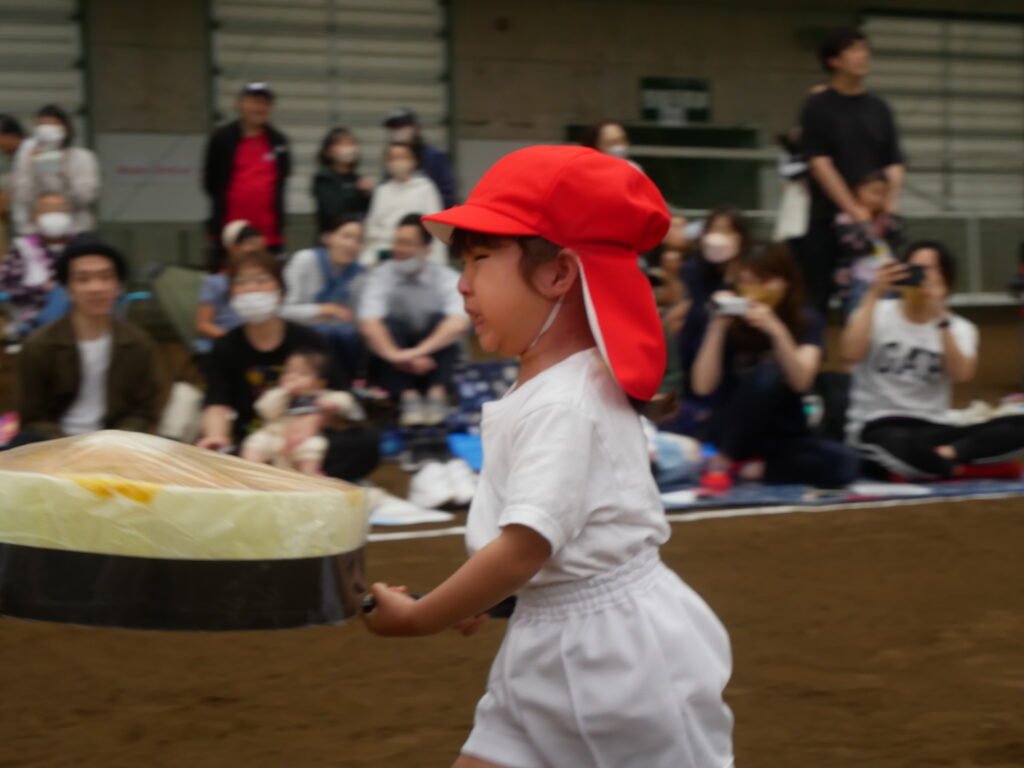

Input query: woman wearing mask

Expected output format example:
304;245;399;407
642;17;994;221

382;108;455;207
582;120;631;159
11;105;100;236
196;248;380;481
195;221;266;351
582;120;643;172
842;241;1024;479
669;206;750;433
311;127;372;234
1;192;76;339
691;243;859;486
361;143;444;266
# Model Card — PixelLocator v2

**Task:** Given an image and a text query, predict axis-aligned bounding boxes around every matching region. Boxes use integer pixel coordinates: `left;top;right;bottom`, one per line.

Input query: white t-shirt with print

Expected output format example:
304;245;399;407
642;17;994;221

465;348;669;588
60;334;112;436
847;299;978;441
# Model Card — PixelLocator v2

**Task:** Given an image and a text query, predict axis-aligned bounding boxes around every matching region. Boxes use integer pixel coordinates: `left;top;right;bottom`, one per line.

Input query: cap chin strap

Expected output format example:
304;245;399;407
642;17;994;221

522;295;565;354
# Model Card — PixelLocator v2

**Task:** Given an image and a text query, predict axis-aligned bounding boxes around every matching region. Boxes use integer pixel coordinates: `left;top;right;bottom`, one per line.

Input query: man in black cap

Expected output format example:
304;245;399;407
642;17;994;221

383;107;456;207
13;235;161;444
202;82;291;254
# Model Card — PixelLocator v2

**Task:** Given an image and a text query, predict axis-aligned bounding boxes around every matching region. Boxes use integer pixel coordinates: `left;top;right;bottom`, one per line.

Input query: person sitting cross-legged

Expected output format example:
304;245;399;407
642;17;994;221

842;240;1024;479
358;214;469;426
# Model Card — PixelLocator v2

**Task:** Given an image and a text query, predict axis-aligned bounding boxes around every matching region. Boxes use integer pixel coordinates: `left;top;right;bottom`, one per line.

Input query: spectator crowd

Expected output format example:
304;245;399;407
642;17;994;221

2;26;1023;506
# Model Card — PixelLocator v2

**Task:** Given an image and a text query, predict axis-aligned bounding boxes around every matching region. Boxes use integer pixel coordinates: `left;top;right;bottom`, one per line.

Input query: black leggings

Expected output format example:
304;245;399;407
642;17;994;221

858;414;1024;480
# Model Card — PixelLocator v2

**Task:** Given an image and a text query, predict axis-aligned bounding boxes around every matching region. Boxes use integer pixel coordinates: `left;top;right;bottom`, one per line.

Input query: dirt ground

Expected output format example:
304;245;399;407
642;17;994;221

2;497;1023;767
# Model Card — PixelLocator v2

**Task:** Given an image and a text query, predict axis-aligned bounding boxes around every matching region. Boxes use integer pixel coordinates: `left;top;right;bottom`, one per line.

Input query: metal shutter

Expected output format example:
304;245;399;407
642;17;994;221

865;15;1024;214
211;0;449;215
0;0;85;138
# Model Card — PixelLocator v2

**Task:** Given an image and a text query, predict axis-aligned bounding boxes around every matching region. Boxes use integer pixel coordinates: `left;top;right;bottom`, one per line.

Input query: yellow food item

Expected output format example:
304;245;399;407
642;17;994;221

67;475;159;505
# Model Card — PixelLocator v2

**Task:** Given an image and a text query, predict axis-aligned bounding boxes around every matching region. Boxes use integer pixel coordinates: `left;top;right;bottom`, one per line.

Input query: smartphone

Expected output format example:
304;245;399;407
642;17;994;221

894;264;925;287
712;295;750;316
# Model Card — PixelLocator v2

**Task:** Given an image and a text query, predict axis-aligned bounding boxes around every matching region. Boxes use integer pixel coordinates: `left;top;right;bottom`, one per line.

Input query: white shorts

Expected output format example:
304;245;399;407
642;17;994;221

461;549;735;768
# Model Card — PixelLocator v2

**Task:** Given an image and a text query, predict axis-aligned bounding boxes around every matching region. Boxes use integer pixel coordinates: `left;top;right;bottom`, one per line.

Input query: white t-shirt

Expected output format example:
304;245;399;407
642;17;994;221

465;348;669;588
360;174;446;266
847;299;978;441
60;334;112;436
357;260;465;330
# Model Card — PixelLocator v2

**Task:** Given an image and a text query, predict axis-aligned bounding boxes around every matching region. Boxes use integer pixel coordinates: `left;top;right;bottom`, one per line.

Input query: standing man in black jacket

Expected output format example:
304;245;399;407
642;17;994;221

203;82;291;256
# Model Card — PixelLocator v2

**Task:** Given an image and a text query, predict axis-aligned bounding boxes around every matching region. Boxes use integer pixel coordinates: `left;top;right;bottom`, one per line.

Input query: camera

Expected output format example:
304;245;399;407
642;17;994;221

712;295;750;316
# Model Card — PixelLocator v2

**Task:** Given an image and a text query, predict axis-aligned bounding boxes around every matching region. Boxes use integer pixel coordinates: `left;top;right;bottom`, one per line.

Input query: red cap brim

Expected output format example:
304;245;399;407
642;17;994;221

422;204;539;245
576;248;666;402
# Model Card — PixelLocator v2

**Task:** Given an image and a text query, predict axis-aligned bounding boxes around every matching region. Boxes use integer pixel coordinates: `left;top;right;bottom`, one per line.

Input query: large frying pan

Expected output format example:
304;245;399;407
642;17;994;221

0;431;370;631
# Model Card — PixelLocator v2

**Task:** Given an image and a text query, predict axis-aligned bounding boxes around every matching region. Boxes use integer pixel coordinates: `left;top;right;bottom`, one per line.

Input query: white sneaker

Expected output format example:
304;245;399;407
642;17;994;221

446;459;477;506
399;392;426;427
408;461;454;509
368;489;454;526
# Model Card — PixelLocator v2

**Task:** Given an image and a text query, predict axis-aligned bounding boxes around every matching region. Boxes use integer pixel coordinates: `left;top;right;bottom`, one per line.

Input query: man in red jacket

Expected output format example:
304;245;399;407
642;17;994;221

202;82;291;256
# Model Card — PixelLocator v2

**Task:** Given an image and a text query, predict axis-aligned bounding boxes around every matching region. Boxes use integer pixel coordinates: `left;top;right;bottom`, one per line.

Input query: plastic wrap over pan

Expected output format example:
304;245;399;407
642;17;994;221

0;431;370;631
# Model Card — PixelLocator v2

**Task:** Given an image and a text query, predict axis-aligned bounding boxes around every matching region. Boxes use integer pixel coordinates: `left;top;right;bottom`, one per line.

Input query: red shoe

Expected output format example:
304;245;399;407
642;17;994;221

955;462;1022;480
700;470;733;492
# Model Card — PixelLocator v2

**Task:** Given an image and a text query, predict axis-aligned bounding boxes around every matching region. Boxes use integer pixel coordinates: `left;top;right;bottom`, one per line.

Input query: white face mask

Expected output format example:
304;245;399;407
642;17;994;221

35;124;65;146
332;145;359;164
393;255;425;276
36;211;72;239
522;295;564;354
702;232;740;264
387;159;416;180
389;126;416;143
230;290;280;324
606;143;630;159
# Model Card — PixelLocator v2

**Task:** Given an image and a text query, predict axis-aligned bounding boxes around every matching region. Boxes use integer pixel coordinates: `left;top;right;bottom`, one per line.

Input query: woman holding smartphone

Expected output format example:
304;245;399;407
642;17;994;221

692;243;859;486
842;240;1024;479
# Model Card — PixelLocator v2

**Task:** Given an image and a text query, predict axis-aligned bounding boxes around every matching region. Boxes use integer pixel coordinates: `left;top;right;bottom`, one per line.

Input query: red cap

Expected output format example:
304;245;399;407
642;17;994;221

423;145;669;401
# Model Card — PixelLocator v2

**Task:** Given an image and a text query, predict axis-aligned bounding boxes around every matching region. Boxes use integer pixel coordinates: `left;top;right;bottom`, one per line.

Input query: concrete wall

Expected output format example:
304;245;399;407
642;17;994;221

452;0;1024;143
83;0;212;279
85;0;210;134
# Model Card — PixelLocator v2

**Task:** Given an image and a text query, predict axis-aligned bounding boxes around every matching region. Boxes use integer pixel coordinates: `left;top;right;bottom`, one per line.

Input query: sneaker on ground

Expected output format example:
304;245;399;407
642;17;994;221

365;484;456;525
420;396;449;427
408;461;454;509
446;458;477;506
399;392;426;427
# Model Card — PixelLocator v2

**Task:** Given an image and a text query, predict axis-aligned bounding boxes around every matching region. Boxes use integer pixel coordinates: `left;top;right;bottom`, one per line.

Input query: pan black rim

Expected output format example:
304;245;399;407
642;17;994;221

0;542;367;632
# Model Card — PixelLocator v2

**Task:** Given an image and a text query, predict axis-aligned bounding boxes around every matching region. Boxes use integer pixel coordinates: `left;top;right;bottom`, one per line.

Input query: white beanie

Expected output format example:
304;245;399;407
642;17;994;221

221;219;251;249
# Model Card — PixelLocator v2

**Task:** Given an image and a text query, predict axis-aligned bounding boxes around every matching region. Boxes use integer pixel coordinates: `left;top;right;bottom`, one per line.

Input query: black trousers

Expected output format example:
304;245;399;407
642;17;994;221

370;315;458;397
791;217;841;316
858;414;1024;480
708;362;860;487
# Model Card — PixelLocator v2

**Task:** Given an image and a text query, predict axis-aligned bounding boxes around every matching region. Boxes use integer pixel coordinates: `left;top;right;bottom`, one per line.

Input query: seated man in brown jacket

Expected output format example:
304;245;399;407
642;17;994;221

13;236;161;445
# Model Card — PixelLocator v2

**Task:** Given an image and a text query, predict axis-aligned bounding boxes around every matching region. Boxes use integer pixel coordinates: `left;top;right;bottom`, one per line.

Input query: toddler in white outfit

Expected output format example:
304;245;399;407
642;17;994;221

241;349;363;474
364;146;734;767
